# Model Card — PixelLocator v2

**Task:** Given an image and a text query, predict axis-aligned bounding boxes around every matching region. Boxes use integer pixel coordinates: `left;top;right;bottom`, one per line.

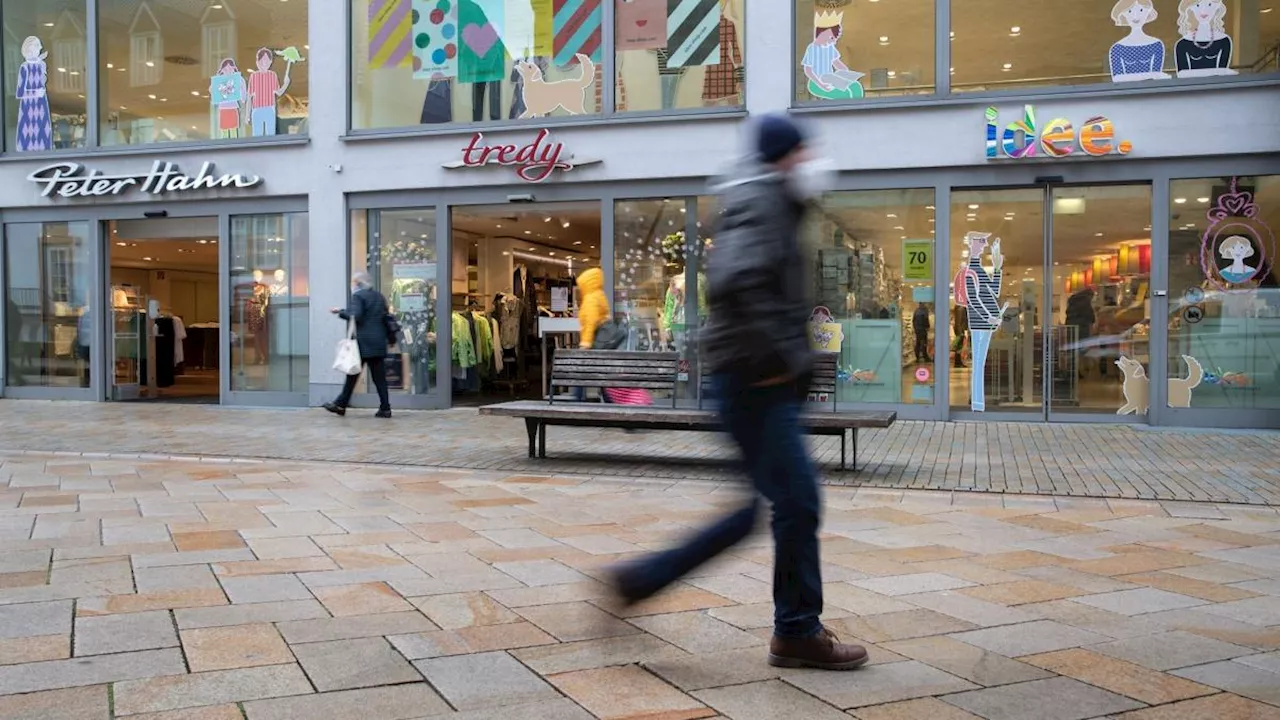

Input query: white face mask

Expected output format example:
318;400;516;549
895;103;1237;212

787;158;836;201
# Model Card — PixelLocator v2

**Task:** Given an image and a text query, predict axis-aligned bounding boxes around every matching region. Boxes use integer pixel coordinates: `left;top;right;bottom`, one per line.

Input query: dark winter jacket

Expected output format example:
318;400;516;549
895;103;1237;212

1065;290;1096;340
913;305;930;332
339;287;391;359
701;159;813;386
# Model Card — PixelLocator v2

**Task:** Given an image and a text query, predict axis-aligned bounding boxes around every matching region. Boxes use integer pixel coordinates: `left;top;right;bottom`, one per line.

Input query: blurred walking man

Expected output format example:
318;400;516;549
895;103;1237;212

611;115;868;671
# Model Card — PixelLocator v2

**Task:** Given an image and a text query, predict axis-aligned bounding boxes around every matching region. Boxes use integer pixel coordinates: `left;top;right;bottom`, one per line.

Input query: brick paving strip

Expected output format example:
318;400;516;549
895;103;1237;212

0;451;1278;719
1;400;1278;504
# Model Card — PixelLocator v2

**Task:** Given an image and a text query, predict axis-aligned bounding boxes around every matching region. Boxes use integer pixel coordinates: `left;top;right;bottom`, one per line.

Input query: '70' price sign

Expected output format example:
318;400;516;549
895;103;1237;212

903;239;934;281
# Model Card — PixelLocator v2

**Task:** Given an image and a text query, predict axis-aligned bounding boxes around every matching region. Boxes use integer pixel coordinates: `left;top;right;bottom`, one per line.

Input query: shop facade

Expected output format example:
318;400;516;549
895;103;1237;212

0;0;1276;427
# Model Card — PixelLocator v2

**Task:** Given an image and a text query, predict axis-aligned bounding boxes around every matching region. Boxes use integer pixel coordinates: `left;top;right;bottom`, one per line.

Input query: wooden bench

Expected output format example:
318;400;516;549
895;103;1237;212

478;350;896;471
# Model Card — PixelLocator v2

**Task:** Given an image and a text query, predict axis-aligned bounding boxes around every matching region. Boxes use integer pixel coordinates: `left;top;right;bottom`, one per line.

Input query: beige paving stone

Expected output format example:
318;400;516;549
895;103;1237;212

124;705;244;720
784;660;977;709
631;610;766;654
869;545;974;564
513;633;686;675
822;582;916;615
112;664;313;716
960;580;1090;605
276;611;436;644
1112;693;1280;719
219;574;312;604
74;610;178;656
942;676;1144;720
0;648;185;696
76;589;229;616
831;609;978;644
0;685;109;720
327;545;411;569
411;591;520;629
453;621;558;653
172;531;246;552
311;582;412;616
1092;630;1256;671
0;635;70;665
182;623;294;672
243;684;451;720
386;630;473;660
290;638;422;691
883;636;1051;687
1023;648;1218;705
694;680;848;719
0;571;47;589
684;574;774;604
133;566;221;593
516;601;640;642
1004;514;1101;535
903;590;1039;628
212;557;339;578
0;599;71;638
905;560;1026;586
1173;660;1280;706
1178;523;1280;548
246;537;324;560
415;651;559;710
599;585;736;618
1067;550;1208;577
850;697;984;720
548;664;715;720
975;551;1069;570
174;600;329;630
948;620;1110;658
852;573;977;597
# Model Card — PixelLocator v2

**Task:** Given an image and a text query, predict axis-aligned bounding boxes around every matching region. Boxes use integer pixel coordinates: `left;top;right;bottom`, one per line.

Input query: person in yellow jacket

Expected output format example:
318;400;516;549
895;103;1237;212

576;267;609;349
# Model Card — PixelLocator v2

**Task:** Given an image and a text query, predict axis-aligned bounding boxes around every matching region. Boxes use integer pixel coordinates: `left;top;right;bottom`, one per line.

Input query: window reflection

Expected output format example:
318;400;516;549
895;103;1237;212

5;222;92;388
229;213;309;393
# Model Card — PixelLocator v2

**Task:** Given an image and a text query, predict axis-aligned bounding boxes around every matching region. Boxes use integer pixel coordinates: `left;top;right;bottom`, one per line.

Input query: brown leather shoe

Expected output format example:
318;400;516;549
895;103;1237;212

768;627;869;670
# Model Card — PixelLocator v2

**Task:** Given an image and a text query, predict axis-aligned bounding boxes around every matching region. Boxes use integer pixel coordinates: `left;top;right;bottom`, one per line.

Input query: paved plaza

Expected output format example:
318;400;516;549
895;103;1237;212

0;400;1279;504
0;449;1278;719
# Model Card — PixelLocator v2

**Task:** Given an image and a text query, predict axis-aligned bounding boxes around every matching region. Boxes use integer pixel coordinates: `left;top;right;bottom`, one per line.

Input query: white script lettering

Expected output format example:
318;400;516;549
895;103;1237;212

28;161;262;199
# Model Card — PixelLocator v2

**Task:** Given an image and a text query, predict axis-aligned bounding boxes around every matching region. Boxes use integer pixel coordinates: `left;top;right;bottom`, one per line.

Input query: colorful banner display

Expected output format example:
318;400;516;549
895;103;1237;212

665;0;720;67
553;0;602;66
412;0;460;79
369;0;413;68
616;0;667;51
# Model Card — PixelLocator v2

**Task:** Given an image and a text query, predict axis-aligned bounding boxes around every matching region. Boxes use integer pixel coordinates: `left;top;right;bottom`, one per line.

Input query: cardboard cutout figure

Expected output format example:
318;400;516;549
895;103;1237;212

801;7;863;100
1175;0;1237;77
246;47;300;137
514;52;595;117
953;232;1005;412
1109;0;1169;82
209;58;247;139
15;36;52;151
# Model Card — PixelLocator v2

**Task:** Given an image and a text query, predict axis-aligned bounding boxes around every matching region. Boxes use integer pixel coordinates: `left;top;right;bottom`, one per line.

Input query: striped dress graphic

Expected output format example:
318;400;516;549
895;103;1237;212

666;0;721;67
963;256;1003;331
553;0;602;66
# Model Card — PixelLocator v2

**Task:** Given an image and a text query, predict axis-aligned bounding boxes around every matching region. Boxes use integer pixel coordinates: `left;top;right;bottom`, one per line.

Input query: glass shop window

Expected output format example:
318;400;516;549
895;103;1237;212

793;0;935;103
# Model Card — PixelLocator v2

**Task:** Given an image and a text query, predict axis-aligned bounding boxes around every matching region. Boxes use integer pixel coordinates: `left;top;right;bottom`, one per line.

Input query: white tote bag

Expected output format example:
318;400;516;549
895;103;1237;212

333;319;362;376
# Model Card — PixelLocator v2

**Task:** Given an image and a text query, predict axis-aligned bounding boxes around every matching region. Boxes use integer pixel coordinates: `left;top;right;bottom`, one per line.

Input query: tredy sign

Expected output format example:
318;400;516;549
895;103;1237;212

444;128;600;183
28;161;262;199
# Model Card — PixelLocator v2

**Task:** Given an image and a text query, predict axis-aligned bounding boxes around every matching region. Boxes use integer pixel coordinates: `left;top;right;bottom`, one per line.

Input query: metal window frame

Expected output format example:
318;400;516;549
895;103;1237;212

789;0;1280;114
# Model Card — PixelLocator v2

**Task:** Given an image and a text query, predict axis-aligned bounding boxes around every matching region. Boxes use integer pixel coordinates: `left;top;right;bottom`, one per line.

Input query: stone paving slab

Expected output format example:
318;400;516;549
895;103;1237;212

0;450;1276;718
2;400;1279;504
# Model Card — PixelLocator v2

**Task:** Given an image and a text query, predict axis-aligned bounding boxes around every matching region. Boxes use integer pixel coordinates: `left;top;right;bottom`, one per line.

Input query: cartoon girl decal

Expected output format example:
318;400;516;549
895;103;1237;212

15;36;53;152
1175;0;1237;77
1201;178;1275;292
209;58;247;139
1219;236;1259;285
953;232;1005;412
1108;0;1170;82
801;7;864;100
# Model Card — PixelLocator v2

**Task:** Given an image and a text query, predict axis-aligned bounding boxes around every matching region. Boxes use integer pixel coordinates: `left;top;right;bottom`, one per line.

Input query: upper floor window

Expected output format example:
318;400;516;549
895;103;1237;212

351;0;745;132
98;0;309;146
793;0;936;102
952;0;1279;93
3;1;89;151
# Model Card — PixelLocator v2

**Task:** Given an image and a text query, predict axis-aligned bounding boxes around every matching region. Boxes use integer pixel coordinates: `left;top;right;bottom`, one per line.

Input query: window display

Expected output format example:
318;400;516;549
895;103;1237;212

2;1;88;151
229;213;309;393
793;0;935;102
807;189;936;405
1167;175;1280;409
614;0;745;112
4;221;92;388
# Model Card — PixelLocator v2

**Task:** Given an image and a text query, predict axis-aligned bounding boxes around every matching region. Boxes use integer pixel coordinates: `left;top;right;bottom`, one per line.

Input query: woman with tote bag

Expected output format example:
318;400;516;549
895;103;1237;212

324;272;396;418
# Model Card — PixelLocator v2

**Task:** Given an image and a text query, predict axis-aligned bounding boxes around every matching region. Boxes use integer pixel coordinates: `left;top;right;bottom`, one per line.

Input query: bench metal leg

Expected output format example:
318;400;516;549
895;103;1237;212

841;431;847;471
524;419;539;459
538;422;547;459
851;428;859;473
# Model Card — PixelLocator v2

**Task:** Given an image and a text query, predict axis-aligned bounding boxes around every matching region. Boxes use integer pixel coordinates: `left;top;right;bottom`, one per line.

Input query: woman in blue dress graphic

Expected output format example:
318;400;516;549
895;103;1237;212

1219;236;1259;285
953;232;1005;412
802;9;863;100
15;36;53;152
1108;0;1170;82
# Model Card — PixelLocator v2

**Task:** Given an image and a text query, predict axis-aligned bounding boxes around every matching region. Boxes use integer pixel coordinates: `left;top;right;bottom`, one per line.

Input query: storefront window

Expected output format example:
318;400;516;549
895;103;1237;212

98;0;309;145
952;0;1279;93
351;209;438;395
615;0;745;112
4;221;92;388
793;0;935;102
2;1;89;151
808;190;936;404
1167;175;1280;409
229;213;309;393
351;0;603;130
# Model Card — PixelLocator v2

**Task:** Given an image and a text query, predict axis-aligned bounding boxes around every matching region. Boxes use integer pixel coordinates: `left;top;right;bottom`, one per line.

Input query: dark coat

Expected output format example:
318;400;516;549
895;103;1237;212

913;305;930;332
1065;290;1096;340
701;159;813;385
338;287;391;359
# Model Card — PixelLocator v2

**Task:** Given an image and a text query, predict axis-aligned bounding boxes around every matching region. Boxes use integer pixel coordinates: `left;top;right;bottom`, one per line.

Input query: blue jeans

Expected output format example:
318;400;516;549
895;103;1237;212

970;330;993;412
619;373;824;638
251;105;277;136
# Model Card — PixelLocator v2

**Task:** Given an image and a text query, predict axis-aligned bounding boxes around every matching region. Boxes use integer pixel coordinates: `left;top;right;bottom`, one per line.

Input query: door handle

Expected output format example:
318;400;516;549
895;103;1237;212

1154;290;1168;297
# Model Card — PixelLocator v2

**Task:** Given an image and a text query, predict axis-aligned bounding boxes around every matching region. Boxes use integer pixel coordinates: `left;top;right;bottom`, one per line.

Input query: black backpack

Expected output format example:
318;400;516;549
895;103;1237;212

591;319;627;350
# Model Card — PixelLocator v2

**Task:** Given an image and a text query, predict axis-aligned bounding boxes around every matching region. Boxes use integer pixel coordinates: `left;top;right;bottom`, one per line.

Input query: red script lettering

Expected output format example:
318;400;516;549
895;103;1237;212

460;129;574;182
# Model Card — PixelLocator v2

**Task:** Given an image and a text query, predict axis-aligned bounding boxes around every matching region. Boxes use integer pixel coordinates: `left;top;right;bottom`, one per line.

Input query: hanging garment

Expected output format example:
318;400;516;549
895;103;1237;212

172;316;187;366
451;312;477;369
474;311;494;367
472;80;502;121
498;295;521;350
490;317;504;372
702;17;743;103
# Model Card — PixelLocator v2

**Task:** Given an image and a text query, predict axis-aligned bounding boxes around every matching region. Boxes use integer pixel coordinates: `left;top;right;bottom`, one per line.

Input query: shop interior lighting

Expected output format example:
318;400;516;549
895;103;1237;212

1002;63;1013;71
1010;26;1021;36
1174;198;1187;204
1197;197;1210;203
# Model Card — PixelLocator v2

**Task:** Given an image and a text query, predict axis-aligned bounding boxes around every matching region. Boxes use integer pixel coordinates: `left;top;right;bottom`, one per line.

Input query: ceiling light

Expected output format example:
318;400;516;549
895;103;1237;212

548;252;556;256
573;241;582;245
1261;6;1273;12
148;94;156;99
929;218;935;223
1174;198;1187;204
886;213;898;218
56;67;66;73
926;205;935;210
543;216;552;222
142;256;153;261
1197;197;1210;203
1095;232;1104;237
198;239;208;244
106;63;114;69
893;226;905;230
950;31;955;38
562;221;571;228
968;204;980;209
1002;63;1013;71
191;91;200;96
1009;26;1021;36
43;22;54;27
496;224;502;228
878;36;890;45
145;61;155;67
116;242;126;247
886;70;897;78
524;230;531;234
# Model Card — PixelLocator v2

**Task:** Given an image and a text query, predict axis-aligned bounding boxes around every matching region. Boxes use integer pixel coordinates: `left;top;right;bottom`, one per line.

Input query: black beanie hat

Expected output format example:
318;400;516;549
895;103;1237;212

755;114;805;164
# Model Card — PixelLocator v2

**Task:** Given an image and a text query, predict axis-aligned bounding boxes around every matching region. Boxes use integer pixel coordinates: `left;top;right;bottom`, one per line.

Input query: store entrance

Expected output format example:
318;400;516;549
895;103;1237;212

448;202;602;407
106;217;220;403
948;184;1153;419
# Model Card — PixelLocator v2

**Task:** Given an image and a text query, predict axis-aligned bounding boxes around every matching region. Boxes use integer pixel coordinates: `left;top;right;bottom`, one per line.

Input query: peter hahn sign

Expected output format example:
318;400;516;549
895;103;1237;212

28;161;262;199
